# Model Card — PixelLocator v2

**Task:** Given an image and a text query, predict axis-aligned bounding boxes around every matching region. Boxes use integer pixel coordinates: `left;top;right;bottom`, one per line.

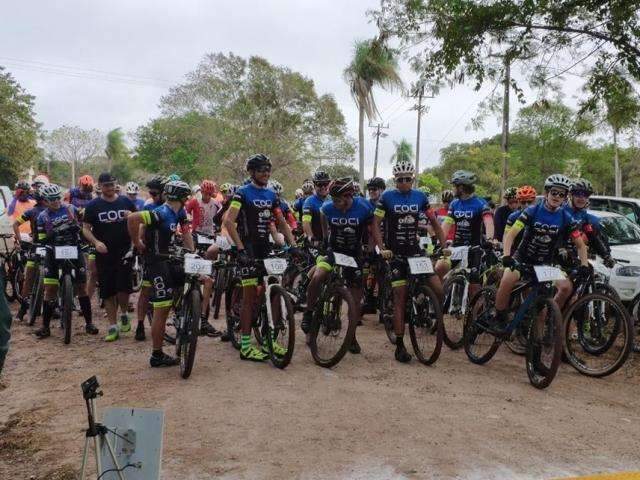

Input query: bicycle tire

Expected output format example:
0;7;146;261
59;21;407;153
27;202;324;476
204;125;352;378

408;284;444;365
12;260;25;304
28;267;43;326
62;274;73;345
264;284;295;369
2;260;15;302
563;292;633;377
504;290;529;356
377;278;396;345
526;297;562;389
179;288;201;379
442;273;468;349
463;287;501;364
309;285;358;368
225;278;243;350
211;269;226;320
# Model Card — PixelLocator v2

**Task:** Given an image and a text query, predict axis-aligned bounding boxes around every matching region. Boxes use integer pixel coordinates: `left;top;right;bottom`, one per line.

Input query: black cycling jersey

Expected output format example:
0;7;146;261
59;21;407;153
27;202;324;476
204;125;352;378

321;197;373;255
444;196;492;247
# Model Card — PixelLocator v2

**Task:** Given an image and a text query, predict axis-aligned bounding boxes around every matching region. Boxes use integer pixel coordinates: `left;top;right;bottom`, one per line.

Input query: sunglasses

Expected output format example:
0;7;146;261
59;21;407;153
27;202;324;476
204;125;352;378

549;190;567;198
101;182;116;188
149;190;161;197
571;190;590;198
315;182;330;188
396;177;413;183
255;166;271;173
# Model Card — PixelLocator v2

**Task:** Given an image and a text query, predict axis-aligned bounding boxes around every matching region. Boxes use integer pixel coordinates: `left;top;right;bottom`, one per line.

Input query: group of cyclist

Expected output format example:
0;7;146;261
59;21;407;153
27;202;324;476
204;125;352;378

6;153;617;371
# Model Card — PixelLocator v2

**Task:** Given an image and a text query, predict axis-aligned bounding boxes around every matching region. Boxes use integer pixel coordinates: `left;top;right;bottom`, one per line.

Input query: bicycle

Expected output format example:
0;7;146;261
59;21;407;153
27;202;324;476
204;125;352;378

307;251;359;368
463;263;564;389
282;241;317;312
27;245;47;326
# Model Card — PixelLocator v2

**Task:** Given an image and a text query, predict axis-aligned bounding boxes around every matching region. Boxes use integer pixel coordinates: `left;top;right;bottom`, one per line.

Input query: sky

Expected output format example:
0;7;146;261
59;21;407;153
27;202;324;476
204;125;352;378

1;0;586;180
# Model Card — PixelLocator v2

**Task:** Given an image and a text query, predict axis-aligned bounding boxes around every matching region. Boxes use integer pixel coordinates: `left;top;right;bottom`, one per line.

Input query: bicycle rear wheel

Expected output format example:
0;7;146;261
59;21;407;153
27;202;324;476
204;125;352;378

309;285;358;368
408;284;443;365
2;260;15;302
463;287;501;364
179;288;201;379
526;297;562;389
211;269;226;320
12;260;25;304
62;274;73;345
264;285;295;369
564;293;633;377
378;279;395;345
225;278;243;350
28;267;43;326
442;273;468;349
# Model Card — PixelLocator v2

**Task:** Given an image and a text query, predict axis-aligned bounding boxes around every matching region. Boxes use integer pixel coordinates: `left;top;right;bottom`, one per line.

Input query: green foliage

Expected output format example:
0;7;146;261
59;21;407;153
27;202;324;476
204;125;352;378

323;163;360;181
0;67;41;184
390;139;414;164
417;172;443;192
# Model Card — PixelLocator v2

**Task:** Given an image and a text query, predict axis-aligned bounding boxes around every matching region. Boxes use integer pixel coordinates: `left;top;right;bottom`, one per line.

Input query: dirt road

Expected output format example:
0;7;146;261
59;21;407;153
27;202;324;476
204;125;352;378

1;303;639;480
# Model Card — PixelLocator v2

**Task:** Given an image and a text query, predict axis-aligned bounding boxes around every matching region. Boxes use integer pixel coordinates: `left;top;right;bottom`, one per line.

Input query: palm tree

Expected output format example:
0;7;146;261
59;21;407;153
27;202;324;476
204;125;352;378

344;37;402;185
390;138;414;164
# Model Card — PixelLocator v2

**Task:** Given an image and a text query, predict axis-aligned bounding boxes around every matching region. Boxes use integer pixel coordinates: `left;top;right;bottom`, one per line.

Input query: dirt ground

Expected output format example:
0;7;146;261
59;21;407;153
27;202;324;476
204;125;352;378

1;297;640;480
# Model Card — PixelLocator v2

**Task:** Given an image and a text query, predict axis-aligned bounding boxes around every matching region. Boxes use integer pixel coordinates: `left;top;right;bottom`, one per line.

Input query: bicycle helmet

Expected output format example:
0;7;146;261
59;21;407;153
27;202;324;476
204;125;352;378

353;182;362;196
32;189;45;203
146;175;167;191
367;177;386;190
302;179;314;193
219;183;232;194
295;188;304;199
392;160;416;178
41;183;63;201
125;181;140;195
451;170;476;186
228;184;239;196
441;190;454;203
78;175;94;188
544;174;571;191
201;180;216;195
164;180;192;201
570;178;594;195
503;187;517;200
14;180;30;192
32;174;49;186
329;177;355;197
246;154;271;172
269;180;283;194
313;170;330;183
167;173;181;182
516;185;537;201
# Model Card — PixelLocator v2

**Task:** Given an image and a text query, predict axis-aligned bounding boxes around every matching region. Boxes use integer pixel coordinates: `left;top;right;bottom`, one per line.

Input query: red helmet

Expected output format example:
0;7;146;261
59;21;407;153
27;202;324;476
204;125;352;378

201;180;216;195
516;185;537;202
78;175;94;187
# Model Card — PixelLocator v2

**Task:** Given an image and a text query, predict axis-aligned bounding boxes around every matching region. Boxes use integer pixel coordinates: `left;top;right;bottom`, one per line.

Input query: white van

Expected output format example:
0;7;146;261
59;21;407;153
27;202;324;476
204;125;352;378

588;195;640;226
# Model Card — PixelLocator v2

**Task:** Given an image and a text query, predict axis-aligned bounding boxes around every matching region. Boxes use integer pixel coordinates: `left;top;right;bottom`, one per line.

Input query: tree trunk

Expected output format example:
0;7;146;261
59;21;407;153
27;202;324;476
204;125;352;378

373;125;380;177
613;128;622;196
415;86;424;180
71;157;76;188
358;104;365;187
500;58;511;203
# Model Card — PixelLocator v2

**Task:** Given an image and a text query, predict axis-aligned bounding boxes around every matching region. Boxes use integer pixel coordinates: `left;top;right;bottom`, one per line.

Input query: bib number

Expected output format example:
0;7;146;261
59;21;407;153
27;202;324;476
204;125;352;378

408;256;434;275
197;234;214;245
215;236;232;251
534;266;565;282
450;246;469;268
184;256;212;275
334;253;358;268
263;258;288;275
54;246;78;260
35;247;47;257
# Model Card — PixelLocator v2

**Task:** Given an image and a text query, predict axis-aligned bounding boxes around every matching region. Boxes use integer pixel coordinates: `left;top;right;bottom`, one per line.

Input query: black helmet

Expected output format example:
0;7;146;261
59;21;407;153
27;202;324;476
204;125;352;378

164;180;192;201
329;177;355;197
570;178;594;195
146;175;167;191
32;189;44;202
313;170;330;183
441;190;454;203
367;177;386;190
503;187;517;200
246;154;271;172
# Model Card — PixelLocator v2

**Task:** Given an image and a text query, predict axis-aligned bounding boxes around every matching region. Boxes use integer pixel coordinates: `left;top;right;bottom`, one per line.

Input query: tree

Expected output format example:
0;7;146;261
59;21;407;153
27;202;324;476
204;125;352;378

344;37;402;185
0;67;41;184
45;126;104;187
417;172;443;193
390;138;413;164
323;163;360;182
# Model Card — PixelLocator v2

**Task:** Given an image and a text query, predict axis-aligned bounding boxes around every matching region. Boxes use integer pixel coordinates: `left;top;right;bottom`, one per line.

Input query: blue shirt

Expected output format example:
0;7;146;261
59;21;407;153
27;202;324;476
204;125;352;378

36;204;81;244
321;197;373;254
231;183;281;257
303;194;327;239
141;203;189;256
445;196;491;247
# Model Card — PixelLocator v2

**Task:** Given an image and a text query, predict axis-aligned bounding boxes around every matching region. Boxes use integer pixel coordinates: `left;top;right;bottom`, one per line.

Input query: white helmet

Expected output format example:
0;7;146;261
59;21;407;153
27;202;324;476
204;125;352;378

41;183;63;201
295;188;304;199
192;184;201;194
544;174;572;191
392;160;416;178
125;181;140;195
269;180;283;194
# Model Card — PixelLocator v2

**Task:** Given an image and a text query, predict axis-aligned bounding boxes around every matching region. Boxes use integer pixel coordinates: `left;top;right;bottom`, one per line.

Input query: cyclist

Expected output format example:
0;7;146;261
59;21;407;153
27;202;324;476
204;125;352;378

504;185;538;254
185;179;223;337
83;173;137;342
12;187;48;321
269;180;297;232
65;175;95;214
495;174;589;329
125;182;145;211
434;170;496;301
34;184;97;338
223;154;298;362
494;187;518;242
293;179;314;224
127;180;194;367
302;171;331;245
301;178;373;353
373;161;447;363
362;177;387;313
7;181;35;235
436;190;456;244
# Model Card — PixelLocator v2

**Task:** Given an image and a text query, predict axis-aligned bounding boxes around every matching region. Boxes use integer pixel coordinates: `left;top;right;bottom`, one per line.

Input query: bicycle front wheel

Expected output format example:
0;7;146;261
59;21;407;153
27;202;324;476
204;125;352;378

526;297;562;389
463;287;501;364
179;288;201;379
225;278;243;350
12;260;25;304
378;279;395;345
408;284;444;365
309;285;358;368
62;274;73;345
442;273;468;349
564;293;633;378
264;285;295;369
2;260;14;302
28;267;43;326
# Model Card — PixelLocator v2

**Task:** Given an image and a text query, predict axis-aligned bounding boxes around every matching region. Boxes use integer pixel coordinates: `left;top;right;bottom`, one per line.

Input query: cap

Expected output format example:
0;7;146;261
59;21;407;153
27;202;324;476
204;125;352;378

98;172;116;184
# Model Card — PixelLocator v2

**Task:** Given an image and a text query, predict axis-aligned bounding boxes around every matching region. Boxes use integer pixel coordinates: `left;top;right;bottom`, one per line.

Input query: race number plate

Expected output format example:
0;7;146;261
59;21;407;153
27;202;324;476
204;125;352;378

215;236;232;251
450;246;469;268
35;247;47;257
408;257;434;274
54;246;78;260
419;236;432;248
263;258;288;275
534;266;565;282
197;234;214;245
184;257;212;275
334;252;358;268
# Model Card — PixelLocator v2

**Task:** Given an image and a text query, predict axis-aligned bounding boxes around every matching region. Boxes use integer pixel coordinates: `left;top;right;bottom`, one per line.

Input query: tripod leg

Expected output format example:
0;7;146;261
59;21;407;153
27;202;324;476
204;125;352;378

79;436;90;480
94;435;102;478
103;434;127;480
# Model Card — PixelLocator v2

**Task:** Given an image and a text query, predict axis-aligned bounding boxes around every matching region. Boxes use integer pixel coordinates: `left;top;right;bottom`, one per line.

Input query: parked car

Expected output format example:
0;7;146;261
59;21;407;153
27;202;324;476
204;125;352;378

590;210;640;302
588;195;640;226
0;186;15;253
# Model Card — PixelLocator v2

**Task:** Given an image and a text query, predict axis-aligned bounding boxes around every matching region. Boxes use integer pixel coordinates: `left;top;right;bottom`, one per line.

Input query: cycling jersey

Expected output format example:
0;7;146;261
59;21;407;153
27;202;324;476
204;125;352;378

494;204;516;242
321;197;373;254
510;202;580;265
185;197;221;236
293;196;306;222
302;193;327;240
230;183;281;258
129;197;145;211
504;208;524;255
143;199;163;211
279;199;298;230
66;188;94;211
562;205;610;260
375;189;436;256
444;196;492;247
140;204;190;257
436;207;455;242
36;204;81;244
16;204;47;238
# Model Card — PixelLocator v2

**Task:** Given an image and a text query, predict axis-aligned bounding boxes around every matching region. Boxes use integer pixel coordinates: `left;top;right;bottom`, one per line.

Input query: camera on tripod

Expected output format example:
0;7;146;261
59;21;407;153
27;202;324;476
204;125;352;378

81;375;101;400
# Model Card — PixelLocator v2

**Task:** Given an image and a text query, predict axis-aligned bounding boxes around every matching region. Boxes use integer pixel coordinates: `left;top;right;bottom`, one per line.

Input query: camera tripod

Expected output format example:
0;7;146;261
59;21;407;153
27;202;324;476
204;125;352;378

79;376;128;480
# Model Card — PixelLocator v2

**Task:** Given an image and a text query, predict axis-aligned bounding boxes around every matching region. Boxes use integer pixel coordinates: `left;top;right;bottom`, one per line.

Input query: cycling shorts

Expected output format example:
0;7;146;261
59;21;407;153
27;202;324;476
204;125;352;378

316;253;363;288
146;259;185;308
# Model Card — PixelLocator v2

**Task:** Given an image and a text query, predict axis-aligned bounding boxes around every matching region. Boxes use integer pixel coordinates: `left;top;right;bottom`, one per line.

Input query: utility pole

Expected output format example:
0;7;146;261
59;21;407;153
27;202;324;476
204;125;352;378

500;56;511;202
411;84;432;177
370;123;389;177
